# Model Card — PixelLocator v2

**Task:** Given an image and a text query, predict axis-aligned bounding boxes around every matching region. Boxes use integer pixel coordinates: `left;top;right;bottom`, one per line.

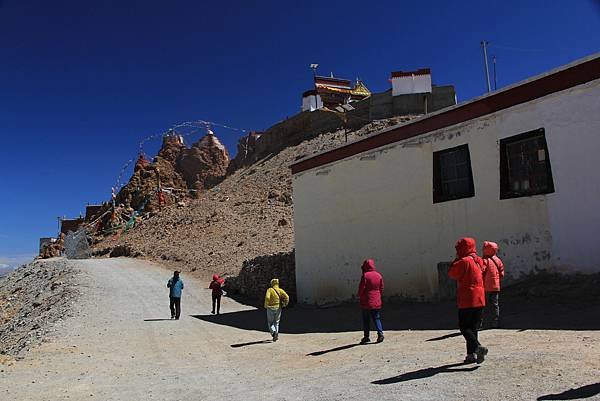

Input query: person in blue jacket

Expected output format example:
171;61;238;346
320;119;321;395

167;271;184;319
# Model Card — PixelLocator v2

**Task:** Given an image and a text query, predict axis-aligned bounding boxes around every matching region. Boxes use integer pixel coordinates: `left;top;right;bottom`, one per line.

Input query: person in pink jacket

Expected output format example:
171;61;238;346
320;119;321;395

481;241;505;328
358;259;384;344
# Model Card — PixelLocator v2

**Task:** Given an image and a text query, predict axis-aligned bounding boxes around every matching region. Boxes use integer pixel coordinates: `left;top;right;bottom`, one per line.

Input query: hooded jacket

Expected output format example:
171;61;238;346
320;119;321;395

209;274;225;296
264;279;289;310
357;259;384;310
448;238;485;309
482;241;505;292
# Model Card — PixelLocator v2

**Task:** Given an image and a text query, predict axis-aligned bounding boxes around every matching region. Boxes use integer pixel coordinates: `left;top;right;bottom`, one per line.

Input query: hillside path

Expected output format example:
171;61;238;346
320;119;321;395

1;258;599;400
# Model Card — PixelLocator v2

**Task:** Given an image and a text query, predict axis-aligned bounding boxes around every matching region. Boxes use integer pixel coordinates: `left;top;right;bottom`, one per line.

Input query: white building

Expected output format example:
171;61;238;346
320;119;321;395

391;68;432;96
291;54;600;305
301;89;324;112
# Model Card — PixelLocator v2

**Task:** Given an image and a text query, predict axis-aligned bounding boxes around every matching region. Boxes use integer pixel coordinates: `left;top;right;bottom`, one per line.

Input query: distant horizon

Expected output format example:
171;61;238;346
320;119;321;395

0;254;34;271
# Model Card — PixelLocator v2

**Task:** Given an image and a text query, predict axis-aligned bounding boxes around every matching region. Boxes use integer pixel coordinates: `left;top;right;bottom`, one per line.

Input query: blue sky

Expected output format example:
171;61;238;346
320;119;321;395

0;0;599;266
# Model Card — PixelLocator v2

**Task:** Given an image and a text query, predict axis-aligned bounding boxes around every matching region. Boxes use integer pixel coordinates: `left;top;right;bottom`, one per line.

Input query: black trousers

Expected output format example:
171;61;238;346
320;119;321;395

458;307;483;354
170;296;181;319
212;294;221;313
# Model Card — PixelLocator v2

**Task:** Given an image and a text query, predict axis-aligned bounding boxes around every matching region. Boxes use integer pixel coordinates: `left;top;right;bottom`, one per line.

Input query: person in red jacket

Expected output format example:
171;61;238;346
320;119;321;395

481;241;505;328
448;237;488;364
358;259;384;344
209;274;225;314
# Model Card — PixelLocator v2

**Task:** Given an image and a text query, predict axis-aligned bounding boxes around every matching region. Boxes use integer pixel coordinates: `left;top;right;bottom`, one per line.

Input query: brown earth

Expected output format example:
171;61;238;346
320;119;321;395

92;116;412;279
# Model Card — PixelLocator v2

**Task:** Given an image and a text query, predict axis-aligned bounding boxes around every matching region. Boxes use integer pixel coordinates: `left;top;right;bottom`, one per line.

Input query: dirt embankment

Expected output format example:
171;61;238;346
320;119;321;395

93;117;411;279
0;258;78;361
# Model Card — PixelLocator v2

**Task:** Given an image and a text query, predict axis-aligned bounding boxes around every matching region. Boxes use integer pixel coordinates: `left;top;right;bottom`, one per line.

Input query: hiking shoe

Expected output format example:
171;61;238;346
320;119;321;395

475;346;488;364
464;354;477;364
376;334;385;343
211;310;215;315
273;333;278;342
360;337;371;344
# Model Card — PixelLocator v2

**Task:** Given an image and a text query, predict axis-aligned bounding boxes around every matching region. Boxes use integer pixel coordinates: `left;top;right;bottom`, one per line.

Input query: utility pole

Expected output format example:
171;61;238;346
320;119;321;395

310;63;319;110
493;54;497;91
480;41;491;93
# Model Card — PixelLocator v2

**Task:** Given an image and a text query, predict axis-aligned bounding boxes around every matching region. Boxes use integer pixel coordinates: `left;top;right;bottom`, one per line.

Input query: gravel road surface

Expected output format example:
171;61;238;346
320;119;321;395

1;258;598;400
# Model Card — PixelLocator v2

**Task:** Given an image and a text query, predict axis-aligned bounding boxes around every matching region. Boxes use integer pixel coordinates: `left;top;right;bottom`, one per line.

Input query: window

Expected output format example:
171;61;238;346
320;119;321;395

500;128;554;199
433;144;475;203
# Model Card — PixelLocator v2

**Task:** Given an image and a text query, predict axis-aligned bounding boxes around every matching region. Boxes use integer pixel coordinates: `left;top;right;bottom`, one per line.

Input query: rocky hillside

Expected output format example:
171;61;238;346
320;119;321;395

0;259;78;361
93;116;412;279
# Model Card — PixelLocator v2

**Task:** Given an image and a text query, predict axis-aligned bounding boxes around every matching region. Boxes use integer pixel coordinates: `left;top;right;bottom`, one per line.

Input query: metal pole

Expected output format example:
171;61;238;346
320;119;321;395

493;54;497;91
311;65;318;110
481;41;491;92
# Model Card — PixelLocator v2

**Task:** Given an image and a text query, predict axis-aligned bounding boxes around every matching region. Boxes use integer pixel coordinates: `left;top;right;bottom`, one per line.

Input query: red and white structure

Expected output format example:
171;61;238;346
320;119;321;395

391;68;432;96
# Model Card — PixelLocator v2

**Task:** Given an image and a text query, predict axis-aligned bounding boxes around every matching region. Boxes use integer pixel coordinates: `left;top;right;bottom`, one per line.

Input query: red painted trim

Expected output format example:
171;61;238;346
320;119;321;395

315;76;351;87
291;56;600;175
391;68;431;78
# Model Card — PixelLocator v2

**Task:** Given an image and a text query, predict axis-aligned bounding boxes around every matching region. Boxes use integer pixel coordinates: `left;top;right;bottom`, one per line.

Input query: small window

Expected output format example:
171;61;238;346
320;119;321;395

500;128;554;199
433;144;475;203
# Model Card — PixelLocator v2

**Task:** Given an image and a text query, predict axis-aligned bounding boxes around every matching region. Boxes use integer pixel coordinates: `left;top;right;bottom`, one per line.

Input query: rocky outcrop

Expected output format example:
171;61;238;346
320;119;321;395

176;132;230;191
39;234;64;259
116;131;229;213
226;131;262;174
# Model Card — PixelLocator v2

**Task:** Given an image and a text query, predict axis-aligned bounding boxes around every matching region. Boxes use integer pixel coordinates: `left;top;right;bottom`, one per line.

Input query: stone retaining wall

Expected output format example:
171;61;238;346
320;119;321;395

225;250;296;306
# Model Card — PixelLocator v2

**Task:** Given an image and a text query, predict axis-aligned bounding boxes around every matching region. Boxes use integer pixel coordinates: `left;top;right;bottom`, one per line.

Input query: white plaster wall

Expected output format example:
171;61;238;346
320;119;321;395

293;79;600;305
302;94;323;112
392;74;432;96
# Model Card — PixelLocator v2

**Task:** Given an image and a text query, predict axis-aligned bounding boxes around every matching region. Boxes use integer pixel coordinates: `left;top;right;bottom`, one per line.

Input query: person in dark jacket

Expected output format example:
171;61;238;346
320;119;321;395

209;274;225;314
167;271;184;320
448;237;488;364
358;259;384;344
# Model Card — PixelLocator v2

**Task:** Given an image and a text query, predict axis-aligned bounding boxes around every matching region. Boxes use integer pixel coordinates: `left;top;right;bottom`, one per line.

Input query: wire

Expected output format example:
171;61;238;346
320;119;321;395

489;43;573;53
115;119;253;192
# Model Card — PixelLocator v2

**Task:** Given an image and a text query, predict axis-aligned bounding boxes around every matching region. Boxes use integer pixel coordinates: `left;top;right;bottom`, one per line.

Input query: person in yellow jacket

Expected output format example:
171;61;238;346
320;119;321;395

264;278;289;342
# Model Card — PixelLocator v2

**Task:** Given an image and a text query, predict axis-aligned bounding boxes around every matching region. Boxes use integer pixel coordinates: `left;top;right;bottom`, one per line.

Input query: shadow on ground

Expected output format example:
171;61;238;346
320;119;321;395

191;294;600;334
372;362;479;384
537;383;600;400
230;340;272;348
306;342;375;356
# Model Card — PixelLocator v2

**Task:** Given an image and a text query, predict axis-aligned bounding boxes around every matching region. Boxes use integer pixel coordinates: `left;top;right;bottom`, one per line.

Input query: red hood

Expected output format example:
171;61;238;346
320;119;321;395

483;241;499;257
212;274;220;281
361;259;376;272
455;237;477;258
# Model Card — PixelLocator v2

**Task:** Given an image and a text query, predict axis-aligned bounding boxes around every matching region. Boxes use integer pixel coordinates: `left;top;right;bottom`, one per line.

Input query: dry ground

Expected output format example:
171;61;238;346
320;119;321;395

1;258;598;401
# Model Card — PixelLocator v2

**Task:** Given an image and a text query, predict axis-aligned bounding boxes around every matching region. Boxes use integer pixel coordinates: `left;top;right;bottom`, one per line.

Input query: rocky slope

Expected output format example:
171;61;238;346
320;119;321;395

0;258;78;361
93;116;412;279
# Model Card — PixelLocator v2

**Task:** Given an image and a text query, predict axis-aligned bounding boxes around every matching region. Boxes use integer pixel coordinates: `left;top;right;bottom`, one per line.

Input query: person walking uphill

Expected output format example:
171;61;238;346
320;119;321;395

358;259;384;344
448;237;488;364
264;279;289;342
167;271;184;320
209;274;225;315
481;241;505;328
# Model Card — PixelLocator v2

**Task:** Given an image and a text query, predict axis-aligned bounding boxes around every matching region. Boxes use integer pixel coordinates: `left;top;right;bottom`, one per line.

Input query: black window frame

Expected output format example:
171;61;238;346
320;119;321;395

433;144;475;203
499;128;554;199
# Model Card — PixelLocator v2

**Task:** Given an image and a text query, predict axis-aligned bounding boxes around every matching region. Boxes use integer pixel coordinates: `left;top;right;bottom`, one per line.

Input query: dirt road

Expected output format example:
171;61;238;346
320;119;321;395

1;258;599;400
